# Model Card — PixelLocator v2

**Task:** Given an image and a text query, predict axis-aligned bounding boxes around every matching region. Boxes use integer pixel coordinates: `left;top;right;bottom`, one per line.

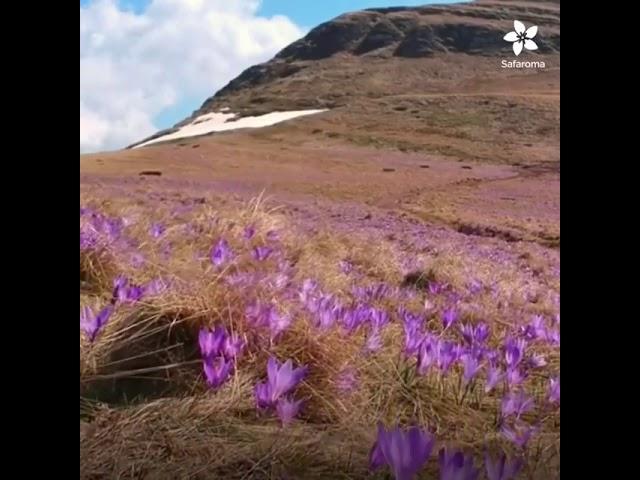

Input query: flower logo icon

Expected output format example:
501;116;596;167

503;20;538;56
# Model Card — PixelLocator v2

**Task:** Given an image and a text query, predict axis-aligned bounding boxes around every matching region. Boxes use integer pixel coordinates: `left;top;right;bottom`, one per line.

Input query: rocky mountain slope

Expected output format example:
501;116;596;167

130;0;559;149
192;0;559;118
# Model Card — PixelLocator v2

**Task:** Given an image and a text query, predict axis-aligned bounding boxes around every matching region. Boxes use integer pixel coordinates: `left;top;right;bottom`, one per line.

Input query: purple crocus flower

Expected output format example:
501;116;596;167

103;218;123;239
453;343;467;362
474;323;490;343
255;356;308;408
462;354;482;385
339;260;354;274
124;284;145;303
316;306;337;331
485;366;504;393
485;452;523;480
223;334;245;359
211;238;233;267
370;308;390;330
80;305;113;342
501;392;534;419
505;367;527;388
526;353;547;369
485;348;499;365
269;309;292;341
354;283;390;302
460;324;476;345
113;275;129;299
548;377;560;404
144;278;167;297
299;279;318;305
252;246;273;261
314;295;339;330
243;225;256;240
504;338;526;369
369;423;435;480
530;315;547;339
276;397;304;427
399;307;421;327
199;327;227;360
501;422;537;449
468;279;483;295
342;305;369;333
545;328;560;346
417;336;437;375
150;223;165;239
442;308;459;330
370;283;391;300
438;448;480;480
255;382;273;410
437;341;457;374
202;357;233;389
428;282;445;295
520;315;547;341
80;230;99;250
246;300;272;328
404;321;425;358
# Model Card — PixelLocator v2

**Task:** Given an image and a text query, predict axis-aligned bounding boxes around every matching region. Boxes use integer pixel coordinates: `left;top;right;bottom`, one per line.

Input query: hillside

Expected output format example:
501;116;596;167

127;0;560;162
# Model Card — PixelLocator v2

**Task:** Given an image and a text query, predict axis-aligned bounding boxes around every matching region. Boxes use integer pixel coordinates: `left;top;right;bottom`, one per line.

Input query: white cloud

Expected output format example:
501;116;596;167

80;0;304;153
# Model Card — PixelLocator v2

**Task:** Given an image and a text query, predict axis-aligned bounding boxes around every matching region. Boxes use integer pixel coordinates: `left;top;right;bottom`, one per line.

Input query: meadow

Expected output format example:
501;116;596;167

80;176;559;479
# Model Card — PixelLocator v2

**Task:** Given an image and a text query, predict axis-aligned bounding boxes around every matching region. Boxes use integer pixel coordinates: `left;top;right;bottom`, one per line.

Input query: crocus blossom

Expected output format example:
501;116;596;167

80;304;113;342
438;448;480;480
254;356;308;409
369;423;434;480
211;238;233;266
203;357;233;389
548;377;560;404
485;452;523;480
276;397;304;426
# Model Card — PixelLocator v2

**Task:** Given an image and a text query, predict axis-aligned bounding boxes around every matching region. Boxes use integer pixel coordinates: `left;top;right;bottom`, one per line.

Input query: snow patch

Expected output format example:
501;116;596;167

134;109;327;148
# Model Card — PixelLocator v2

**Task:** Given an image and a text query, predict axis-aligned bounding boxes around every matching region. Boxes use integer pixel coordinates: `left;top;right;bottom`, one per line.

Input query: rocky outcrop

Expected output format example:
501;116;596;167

274;1;560;61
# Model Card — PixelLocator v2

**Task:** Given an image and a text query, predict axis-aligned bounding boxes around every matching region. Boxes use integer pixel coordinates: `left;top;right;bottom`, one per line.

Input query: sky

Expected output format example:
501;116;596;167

80;0;460;153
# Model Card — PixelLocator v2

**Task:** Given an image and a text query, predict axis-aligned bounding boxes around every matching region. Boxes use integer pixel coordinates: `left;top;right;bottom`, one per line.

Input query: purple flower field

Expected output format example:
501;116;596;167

80;179;559;479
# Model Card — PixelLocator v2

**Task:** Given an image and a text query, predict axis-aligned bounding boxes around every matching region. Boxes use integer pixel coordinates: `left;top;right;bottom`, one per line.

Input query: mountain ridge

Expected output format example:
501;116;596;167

127;0;559;148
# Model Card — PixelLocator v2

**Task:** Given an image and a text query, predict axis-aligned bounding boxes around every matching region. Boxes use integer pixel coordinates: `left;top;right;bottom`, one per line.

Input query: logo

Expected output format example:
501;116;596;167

503;20;538;56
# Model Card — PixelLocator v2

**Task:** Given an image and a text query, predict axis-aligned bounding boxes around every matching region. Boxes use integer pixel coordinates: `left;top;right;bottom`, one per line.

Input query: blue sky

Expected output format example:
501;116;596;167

81;1;459;26
258;1;459;28
80;0;460;152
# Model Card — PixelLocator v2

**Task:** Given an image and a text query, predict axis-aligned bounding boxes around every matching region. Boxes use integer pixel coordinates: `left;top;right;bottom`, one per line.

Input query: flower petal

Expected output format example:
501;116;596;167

503;31;519;42
525;25;538;39
514;20;526;34
513;41;524;56
524;39;538;51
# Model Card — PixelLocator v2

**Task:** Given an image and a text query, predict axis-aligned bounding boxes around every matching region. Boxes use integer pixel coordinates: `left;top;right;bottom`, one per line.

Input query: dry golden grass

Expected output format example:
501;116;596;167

80;183;559;479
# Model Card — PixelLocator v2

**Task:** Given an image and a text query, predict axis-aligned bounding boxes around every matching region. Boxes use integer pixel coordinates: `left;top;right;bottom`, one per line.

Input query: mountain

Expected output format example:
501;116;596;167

197;0;559;114
128;0;559;155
